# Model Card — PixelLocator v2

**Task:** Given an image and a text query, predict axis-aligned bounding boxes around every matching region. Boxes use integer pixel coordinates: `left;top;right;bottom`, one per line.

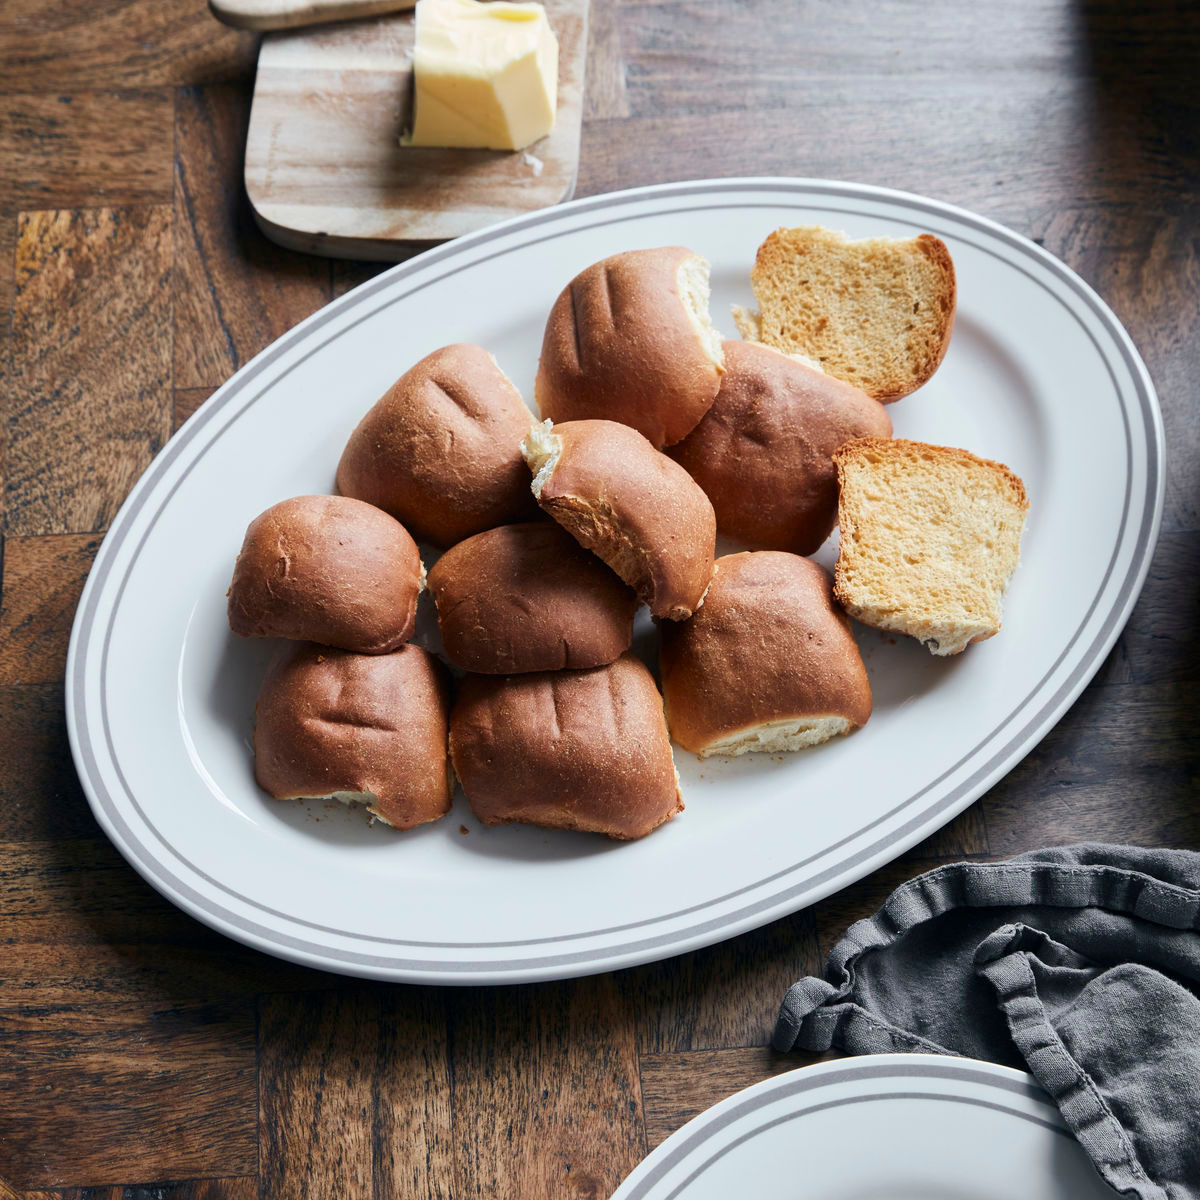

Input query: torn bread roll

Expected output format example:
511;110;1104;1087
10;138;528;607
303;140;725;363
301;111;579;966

669;340;893;556
535;246;725;448
522;418;716;620
336;343;539;548
254;642;452;831
833;437;1029;655
449;652;682;839
735;225;956;402
427;521;638;673
227;494;423;654
659;551;872;758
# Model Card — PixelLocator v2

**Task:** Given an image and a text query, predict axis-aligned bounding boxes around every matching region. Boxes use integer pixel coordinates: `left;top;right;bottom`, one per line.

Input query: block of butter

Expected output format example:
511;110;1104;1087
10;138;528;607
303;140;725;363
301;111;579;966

406;0;559;152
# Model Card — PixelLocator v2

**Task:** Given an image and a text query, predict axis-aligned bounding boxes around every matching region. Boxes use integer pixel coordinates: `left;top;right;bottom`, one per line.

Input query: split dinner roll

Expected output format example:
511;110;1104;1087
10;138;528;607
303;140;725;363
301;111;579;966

449;652;682;840
337;343;538;548
523;418;716;621
227;494;423;654
660;552;872;758
427;522;638;673
254;642;452;831
669;340;893;556
535;246;725;448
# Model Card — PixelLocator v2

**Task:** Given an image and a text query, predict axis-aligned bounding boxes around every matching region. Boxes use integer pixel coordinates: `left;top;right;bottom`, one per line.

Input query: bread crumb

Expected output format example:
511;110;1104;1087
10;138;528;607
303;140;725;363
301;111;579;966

459;824;470;835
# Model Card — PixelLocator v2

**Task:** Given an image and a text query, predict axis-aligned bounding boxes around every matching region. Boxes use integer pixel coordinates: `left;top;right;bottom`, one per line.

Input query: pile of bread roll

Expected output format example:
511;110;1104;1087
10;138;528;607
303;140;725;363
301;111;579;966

228;229;1029;840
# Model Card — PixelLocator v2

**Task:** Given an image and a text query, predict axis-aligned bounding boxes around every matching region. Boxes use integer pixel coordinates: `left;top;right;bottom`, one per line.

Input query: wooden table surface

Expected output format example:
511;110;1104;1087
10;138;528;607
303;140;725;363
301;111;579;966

1;1;1196;1195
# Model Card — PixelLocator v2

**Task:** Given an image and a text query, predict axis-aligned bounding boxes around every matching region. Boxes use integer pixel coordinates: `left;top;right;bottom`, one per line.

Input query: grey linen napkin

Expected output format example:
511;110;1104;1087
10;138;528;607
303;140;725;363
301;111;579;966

773;844;1200;1199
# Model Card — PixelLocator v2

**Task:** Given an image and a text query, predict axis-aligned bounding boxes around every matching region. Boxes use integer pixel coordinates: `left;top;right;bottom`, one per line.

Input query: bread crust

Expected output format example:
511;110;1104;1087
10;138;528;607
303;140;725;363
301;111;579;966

254;642;452;831
336;343;539;548
534;246;724;448
427;521;638;673
659;551;872;757
227;494;423;654
669;340;893;555
524;419;716;621
449;652;682;840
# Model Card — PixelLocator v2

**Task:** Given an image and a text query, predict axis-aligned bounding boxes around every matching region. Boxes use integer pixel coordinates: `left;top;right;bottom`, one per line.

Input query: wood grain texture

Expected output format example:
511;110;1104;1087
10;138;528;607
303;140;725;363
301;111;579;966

7;207;172;537
173;84;332;389
448;977;644;1199
0;534;99;686
0;0;258;91
259;988;453;1200
0;92;174;211
0;1;1197;1194
639;1046;824;1151
0;996;256;1191
243;0;589;256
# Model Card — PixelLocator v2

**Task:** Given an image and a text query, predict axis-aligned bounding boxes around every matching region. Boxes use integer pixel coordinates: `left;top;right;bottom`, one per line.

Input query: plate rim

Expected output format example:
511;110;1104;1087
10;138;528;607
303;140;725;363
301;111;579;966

609;1052;1073;1199
66;176;1166;983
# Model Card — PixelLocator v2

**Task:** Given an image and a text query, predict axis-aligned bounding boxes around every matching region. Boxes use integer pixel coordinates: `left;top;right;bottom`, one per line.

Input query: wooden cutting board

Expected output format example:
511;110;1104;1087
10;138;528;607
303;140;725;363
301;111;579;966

242;0;589;259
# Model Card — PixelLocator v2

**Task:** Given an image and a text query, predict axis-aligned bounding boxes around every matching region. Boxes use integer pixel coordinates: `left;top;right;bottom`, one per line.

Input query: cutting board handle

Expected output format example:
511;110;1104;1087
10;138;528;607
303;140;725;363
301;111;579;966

210;0;416;32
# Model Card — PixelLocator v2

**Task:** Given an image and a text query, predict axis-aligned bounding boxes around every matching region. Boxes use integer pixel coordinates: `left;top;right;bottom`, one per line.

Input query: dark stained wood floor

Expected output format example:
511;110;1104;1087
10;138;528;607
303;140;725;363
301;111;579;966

0;0;1197;1194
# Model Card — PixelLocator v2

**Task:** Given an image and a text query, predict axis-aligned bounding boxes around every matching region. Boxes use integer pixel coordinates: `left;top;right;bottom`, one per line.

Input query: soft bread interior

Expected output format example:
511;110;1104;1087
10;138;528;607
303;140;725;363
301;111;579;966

696;716;852;759
521;419;563;498
730;304;761;342
279;788;396;827
678;255;724;368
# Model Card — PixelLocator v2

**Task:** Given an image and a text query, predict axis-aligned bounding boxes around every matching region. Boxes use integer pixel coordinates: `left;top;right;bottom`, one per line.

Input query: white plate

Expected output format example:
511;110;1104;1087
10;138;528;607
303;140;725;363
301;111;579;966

610;1054;1116;1198
66;179;1163;984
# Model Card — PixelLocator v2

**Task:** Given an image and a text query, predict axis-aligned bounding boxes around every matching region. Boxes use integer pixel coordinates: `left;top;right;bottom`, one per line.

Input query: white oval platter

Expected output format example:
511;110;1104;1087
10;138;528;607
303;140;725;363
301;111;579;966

67;178;1163;983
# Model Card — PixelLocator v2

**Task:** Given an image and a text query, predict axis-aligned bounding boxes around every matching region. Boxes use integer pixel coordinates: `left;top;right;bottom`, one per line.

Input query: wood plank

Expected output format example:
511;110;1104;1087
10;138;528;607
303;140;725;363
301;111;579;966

173;84;331;390
258;987;453;1200
982;681;1200;855
174;386;218;431
0;534;99;686
0;91;174;210
0;1001;256;1191
0;1;258;91
0;684;98;842
639;1046;829;1152
0;836;332;1005
448;977;644;1199
7;207;172;537
243;0;588;257
901;801;990;861
51;1181;257;1200
622;908;820;1056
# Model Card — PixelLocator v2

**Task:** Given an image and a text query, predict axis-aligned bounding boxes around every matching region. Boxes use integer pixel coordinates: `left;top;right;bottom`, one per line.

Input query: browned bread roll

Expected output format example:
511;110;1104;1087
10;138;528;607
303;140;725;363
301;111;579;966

254;642;452;831
227;494;423;654
668;340;893;555
336;343;539;548
426;522;638;673
659;551;872;758
534;246;725;448
522;418;716;621
449;652;682;840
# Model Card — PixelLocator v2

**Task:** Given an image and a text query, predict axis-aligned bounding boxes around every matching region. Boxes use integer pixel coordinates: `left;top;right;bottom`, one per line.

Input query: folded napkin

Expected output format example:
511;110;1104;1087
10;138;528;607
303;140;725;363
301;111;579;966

773;844;1200;1199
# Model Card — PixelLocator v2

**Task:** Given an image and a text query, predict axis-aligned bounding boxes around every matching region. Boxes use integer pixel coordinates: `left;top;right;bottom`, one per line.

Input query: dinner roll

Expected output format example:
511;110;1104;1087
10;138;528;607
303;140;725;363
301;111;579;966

668;340;893;555
659;552;872;758
336;343;539;548
449;652;682;839
427;522;638;673
254;642;452;830
522;418;716;621
535;246;725;448
227;494;423;654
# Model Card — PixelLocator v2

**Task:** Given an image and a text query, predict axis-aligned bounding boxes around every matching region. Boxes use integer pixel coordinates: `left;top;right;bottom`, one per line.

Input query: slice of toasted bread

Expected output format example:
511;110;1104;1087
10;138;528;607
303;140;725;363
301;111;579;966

833;438;1029;655
742;226;956;402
